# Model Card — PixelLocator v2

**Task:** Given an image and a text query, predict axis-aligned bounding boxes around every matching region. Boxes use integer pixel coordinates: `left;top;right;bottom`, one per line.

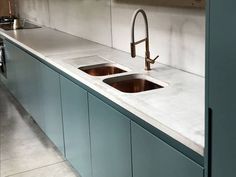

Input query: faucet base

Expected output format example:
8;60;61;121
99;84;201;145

145;62;151;71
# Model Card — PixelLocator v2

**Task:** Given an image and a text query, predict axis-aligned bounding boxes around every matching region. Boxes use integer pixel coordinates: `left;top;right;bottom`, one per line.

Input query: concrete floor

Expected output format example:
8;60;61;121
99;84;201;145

0;82;80;177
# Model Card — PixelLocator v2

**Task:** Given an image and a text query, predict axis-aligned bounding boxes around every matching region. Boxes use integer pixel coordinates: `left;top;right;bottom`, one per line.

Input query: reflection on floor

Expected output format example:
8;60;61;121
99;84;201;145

0;82;79;177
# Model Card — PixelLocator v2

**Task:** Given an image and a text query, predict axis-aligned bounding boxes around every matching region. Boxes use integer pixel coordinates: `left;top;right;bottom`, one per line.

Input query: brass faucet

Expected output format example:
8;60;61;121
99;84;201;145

130;9;159;70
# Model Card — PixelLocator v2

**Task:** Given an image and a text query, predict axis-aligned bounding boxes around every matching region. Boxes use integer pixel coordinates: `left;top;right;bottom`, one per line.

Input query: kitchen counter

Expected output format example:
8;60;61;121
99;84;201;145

0;27;205;155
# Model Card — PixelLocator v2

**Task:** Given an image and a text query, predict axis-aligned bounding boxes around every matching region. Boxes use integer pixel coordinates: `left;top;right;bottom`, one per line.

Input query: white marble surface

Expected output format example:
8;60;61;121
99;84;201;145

0;27;205;155
0;28;107;57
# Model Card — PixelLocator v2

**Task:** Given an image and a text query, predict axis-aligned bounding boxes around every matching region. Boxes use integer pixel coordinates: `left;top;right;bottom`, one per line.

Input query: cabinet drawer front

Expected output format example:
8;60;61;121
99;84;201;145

132;122;203;177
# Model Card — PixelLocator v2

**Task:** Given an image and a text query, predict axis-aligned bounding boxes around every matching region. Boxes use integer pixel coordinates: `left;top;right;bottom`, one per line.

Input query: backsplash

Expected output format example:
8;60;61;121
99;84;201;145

16;0;112;46
15;0;205;76
48;0;112;47
111;2;205;76
16;0;50;27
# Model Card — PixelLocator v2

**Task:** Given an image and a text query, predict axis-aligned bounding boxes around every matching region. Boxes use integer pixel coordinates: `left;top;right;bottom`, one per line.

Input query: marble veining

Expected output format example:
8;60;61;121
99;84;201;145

0;27;205;155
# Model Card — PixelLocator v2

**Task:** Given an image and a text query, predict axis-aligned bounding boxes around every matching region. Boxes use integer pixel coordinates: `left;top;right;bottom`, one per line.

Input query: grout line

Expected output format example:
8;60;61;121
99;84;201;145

5;160;66;177
109;0;114;48
47;0;51;27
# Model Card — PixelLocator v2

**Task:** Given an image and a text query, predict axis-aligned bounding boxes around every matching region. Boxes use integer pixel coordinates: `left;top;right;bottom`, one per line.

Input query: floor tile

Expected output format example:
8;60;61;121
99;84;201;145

1;151;64;177
7;162;79;177
1;133;64;161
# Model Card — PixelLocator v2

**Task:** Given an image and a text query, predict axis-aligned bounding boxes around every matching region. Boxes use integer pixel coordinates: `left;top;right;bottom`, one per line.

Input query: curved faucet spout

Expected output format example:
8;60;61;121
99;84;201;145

131;9;149;45
130;8;159;70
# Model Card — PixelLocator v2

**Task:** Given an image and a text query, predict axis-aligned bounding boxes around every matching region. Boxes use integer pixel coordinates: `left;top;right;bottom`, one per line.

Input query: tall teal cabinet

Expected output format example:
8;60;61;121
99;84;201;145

206;0;236;177
131;122;203;177
88;94;132;177
60;76;92;177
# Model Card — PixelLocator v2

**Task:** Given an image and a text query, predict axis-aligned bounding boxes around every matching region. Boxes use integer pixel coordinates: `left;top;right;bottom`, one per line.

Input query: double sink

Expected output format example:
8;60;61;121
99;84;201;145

78;60;166;93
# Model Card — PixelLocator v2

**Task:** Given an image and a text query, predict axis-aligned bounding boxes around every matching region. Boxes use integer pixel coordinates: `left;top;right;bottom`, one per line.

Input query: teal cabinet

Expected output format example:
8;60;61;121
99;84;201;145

60;76;92;177
5;40;44;130
24;57;44;130
5;41;64;155
40;63;64;155
4;40;18;95
6;40;28;106
13;48;26;106
14;45;39;115
88;94;132;177
131;121;203;177
26;58;43;129
206;0;236;176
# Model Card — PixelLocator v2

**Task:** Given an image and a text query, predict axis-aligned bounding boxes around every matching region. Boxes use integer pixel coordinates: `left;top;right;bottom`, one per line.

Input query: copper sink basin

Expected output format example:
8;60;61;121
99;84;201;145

79;63;127;76
103;74;166;93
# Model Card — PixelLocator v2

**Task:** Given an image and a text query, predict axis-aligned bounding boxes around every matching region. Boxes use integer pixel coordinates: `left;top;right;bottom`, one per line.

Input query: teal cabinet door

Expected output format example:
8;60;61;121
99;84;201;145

5;41;64;155
206;0;236;176
131;121;203;177
40;63;64;155
14;46;37;114
5;40;31;109
4;40;29;109
4;41;43;128
88;94;132;177
25;57;43;129
60;76;92;177
4;41;18;96
13;49;26;106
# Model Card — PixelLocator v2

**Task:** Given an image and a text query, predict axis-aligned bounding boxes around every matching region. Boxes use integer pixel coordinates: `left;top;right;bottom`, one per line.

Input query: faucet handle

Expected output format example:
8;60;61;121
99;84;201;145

130;43;136;58
147;55;159;64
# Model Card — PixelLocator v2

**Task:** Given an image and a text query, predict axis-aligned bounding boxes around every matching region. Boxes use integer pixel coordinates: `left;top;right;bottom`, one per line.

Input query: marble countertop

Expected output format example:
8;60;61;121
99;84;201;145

0;27;205;155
